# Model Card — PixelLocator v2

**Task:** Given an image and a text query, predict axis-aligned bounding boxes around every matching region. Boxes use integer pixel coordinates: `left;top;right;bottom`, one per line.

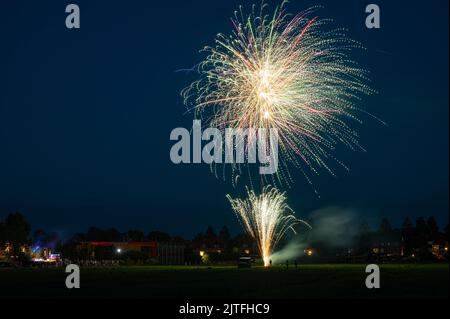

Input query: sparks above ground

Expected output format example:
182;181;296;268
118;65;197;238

182;2;375;185
227;186;310;267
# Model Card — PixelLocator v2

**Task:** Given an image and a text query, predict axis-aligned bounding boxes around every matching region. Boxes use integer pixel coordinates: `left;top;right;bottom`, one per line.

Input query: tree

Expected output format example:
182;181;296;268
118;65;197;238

218;226;231;247
379;218;392;234
415;217;432;259
402;217;413;231
426;217;439;239
357;219;372;254
85;227;103;241
86;227;122;242
204;226;217;247
401;217;414;255
126;230;145;242
192;233;205;248
416;217;429;239
3;212;31;256
0;219;5;246
102;228;123;242
172;236;185;244
147;231;171;242
233;233;253;249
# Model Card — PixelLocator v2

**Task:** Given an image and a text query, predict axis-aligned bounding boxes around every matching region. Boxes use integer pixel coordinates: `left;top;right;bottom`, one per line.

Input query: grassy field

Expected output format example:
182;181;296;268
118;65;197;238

0;264;447;299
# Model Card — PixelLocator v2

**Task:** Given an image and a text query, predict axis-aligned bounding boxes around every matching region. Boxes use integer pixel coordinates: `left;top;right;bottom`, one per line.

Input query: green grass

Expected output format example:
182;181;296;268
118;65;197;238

0;264;447;299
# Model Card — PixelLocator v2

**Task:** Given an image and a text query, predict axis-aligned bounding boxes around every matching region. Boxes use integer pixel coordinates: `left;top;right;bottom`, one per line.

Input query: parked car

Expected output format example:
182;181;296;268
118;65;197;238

237;257;252;268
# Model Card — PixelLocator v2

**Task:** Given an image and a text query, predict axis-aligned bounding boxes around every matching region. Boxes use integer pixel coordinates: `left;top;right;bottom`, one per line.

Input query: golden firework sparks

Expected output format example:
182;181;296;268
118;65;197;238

182;2;375;185
227;186;310;267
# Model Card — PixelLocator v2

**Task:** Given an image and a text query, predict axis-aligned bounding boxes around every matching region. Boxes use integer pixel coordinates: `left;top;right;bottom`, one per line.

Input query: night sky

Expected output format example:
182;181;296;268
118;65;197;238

0;0;448;239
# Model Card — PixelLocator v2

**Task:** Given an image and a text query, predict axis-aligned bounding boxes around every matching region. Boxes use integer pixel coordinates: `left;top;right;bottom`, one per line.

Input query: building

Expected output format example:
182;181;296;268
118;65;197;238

0;242;30;259
76;241;185;264
157;242;185;265
428;233;449;260
371;241;403;258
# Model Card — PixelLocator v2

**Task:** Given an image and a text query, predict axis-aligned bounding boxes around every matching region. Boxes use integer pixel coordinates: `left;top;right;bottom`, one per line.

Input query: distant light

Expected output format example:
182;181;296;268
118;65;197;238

199;251;204;257
116;248;122;253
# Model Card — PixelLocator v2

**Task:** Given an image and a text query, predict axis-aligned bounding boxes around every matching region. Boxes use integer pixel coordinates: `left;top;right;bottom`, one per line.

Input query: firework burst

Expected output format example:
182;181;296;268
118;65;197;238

227;186;310;267
182;2;375;185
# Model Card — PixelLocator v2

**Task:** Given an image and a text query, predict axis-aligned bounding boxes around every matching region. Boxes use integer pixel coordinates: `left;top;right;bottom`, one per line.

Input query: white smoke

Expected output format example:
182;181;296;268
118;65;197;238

269;206;360;264
269;238;308;264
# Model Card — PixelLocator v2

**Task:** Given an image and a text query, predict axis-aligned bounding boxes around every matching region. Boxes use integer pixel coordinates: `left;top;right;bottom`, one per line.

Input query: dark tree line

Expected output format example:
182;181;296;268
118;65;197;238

1;211;448;263
65;227;184;244
354;216;448;260
0;212;31;259
0;212;63;260
189;226;254;262
400;216;447;258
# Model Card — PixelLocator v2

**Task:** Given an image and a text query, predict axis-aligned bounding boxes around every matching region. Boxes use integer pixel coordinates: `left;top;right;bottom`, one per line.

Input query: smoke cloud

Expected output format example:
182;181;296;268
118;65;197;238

270;206;361;264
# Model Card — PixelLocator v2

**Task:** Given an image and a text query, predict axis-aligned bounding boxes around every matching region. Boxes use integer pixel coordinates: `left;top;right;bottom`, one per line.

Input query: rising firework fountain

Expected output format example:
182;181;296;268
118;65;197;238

227;186;310;267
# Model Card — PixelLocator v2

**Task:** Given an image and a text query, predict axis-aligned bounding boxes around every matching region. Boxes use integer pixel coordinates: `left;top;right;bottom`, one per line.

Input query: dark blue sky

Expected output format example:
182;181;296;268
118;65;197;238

0;0;448;238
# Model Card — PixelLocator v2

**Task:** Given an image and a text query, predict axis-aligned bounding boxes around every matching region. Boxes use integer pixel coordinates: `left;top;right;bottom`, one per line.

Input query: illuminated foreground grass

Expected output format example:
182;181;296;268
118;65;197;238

0;264;447;299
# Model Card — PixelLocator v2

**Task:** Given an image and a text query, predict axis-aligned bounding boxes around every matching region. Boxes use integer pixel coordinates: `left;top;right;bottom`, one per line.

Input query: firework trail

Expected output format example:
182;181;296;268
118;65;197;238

227;186;310;267
182;2;375;185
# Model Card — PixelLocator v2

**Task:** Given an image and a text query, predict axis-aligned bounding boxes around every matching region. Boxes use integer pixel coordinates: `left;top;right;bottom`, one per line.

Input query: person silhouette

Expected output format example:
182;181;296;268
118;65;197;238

286;260;289;269
269;259;272;267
